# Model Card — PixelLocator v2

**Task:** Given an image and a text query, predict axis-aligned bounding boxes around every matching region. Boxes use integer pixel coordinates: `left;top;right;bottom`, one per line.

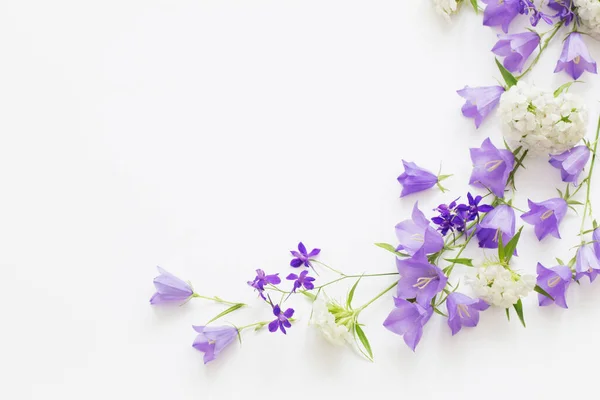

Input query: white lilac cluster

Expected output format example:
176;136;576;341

498;81;587;155
310;297;353;345
574;0;600;36
467;263;536;308
432;0;459;21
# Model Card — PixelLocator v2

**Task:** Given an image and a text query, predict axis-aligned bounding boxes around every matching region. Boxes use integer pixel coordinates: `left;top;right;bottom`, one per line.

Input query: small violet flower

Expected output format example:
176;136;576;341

481;0;521;33
521;198;568;241
396;249;448;306
397;160;439;197
456;192;494;222
549;145;591;185
548;0;575;26
248;269;281;299
290;242;320;268
457;85;505;128
536;263;572;308
575;244;600;282
268;304;295;334
520;0;553;26
150;267;194;305
475;204;516;249
383;297;433;351
492;32;540;73
286;270;316;292
469;138;515;198
554;32;597;80
395;202;444;255
446;292;489;335
432;198;465;236
192;325;238;364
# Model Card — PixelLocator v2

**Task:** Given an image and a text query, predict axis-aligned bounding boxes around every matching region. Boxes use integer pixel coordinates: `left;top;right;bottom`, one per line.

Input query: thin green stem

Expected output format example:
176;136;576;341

237;321;270;332
311;259;345;275
192;293;244;306
579;116;600;241
357;280;399;312
516;22;563;80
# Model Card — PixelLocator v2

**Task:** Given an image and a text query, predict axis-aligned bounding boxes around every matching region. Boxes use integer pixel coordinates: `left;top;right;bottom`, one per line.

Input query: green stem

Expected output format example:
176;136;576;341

357;280;399;312
311;259;345;275
192;293;244;306
579;116;600;241
237;321;270;332
516;22;563;80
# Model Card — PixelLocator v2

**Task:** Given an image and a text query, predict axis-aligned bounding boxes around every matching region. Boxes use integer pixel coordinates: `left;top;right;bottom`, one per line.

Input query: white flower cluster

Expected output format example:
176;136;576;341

498;81;587;155
467;264;536;308
310;297;352;346
432;0;459;21
574;0;600;36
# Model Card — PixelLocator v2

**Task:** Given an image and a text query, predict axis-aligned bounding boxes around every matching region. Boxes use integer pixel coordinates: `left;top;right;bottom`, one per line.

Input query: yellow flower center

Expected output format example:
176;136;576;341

574;56;581;65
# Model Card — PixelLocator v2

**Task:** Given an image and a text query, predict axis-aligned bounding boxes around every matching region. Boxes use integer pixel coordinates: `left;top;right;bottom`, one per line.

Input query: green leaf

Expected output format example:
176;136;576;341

470;0;478;13
497;229;505;262
433;307;448;317
438;174;453;182
556;257;565;265
300;290;317;301
205;303;245;325
495;58;518;88
503;226;523;263
354;324;374;361
505;307;510;322
554;81;581;97
568;200;584;206
513;299;526;328
534;285;554;301
556;188;563;198
443;258;473;267
374;243;409;257
347;276;363;309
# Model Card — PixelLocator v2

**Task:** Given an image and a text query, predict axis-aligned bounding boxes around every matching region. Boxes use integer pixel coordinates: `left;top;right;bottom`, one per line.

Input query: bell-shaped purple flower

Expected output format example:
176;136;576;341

469;138;515;198
593;228;600;258
536;263;572;308
150;267;195;305
383;297;433;351
548;0;575;26
554;32;597;80
395;202;444;255
397;161;439;197
481;0;521;33
549;145;590;185
446;292;489;335
457;86;505;128
575;244;600;282
492;32;540;73
192;325;238;364
475;204;516;249
521;198;568;241
396;249;447;306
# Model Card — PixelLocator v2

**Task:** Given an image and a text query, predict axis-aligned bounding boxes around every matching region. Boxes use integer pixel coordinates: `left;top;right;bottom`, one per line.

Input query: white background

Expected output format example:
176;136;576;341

3;1;600;399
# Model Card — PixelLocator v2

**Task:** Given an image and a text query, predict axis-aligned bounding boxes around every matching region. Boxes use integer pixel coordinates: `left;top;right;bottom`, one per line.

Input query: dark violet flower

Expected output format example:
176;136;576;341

457;86;505;128
456;192;494;222
475;204;516;249
248;269;281;299
446;292;489;335
290;242;320;268
549;145;591;185
482;0;521;33
548;0;575;26
536;263;572;308
286;270;315;292
268;304;294;334
383;297;432;351
432;198;465;236
520;0;553;26
554;32;598;80
575;244;600;282
395;202;444;255
192;325;238;364
521;198;568;241
469;138;515;198
492;32;540;73
397;160;439;197
396;249;448;306
150;267;194;305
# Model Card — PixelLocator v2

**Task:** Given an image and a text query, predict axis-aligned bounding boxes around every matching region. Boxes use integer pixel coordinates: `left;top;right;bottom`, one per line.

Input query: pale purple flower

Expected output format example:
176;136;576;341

549;145;590;185
150;267;194;305
446;293;489;335
395;202;444;255
268;305;294;334
286;270;315;292
536;263;572;308
593;228;600;258
397;161;439;197
492;32;540;73
192;325;238;364
290;242;320;268
476;205;516;249
555;32;597;80
548;0;575;25
248;269;281;299
383;297;433;351
469;138;515;198
521;198;568;240
575;244;600;282
457;86;505;128
482;0;521;33
396;249;448;306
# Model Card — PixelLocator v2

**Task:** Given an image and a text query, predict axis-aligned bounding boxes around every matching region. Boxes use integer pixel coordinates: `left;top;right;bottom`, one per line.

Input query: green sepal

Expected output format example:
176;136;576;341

347;276;363;309
534;284;554;301
470;0;479;13
513;299;526;328
205;303;245;325
444;258;474;267
354;324;374;361
554;81;581;97
374;242;409;257
495;58;518;88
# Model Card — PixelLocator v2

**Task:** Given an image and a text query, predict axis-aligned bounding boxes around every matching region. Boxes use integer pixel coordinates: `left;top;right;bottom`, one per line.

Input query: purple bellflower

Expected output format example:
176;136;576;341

593;228;600;259
286;270;315;292
492;32;540;73
150;267;194;305
521;198;568;241
396;249;448;306
248;269;281;299
536;263;572;308
397;160;439;197
395;202;444;255
192;325;238;364
469;138;515;198
383;297;433;351
476;204;516;249
555;32;598;80
446;292;489;335
575;244;600;282
549;145;591;185
290;242;320;268
268;304;294;334
548;0;575;25
457;85;505;128
482;0;521;33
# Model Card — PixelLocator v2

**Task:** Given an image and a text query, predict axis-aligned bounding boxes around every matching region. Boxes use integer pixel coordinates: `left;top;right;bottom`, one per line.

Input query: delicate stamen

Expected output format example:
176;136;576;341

411;233;425;243
457;304;471;319
574;56;581;65
493;228;501;243
540;210;554;221
547;276;561;288
413;277;434;289
485;160;504;172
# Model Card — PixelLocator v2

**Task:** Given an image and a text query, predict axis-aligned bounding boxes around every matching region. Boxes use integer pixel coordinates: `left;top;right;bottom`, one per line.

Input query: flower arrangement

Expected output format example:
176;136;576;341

149;0;600;364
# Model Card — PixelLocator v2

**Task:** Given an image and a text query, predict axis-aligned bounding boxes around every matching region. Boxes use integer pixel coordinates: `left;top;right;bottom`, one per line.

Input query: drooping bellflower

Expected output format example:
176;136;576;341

395;202;444;255
521;198;568;241
290;242;320;268
549;145;591;185
192;325;238;364
554;32;598;80
548;0;575;26
446;292;489;335
268;304;295;334
536;263;572;308
383;297;433;351
575;244;600;282
150;267;195;305
286;270;315;292
481;0;521;33
469;138;515;198
475;204;516;249
396;249;448;306
397;161;439;197
492;31;540;73
457;85;505;128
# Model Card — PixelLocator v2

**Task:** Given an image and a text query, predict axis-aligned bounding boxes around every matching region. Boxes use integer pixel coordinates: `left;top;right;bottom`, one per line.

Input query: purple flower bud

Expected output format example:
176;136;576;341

575;244;600;282
521;198;568;241
536;263;572;308
492;31;540;73
469;138;515;198
481;0;521;33
397;160;439;197
192;325;238;364
150;267;194;305
457;86;505;128
549;145;591;185
554;32;597;80
395;202;444;255
396;249;447;306
383;297;432;351
476;204;516;249
446;292;489;335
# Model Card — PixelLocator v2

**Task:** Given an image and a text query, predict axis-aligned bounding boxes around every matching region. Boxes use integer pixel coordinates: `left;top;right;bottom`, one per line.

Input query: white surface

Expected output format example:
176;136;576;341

2;1;600;399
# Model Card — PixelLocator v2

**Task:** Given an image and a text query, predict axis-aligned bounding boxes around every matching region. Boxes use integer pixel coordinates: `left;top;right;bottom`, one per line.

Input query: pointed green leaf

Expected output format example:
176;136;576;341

534;284;554;301
374;243;409;257
444;258;473;267
556;257;565;265
498;229;505;262
505;307;511;321
554;81;581;97
205;303;245;325
503;226;523;263
354;324;373;361
347;276;363;309
495;58;518;88
513;299;526;328
470;0;479;13
300;290;317;301
433;307;448;317
438;174;453;182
